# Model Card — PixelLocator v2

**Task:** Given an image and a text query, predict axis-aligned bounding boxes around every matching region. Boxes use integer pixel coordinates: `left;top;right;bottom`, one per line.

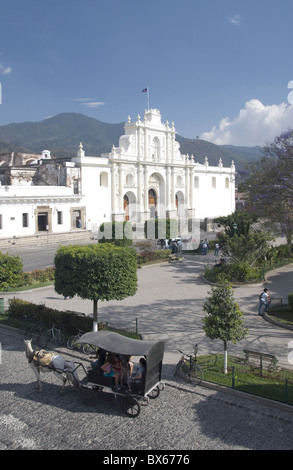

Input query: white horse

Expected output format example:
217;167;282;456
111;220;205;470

24;339;80;393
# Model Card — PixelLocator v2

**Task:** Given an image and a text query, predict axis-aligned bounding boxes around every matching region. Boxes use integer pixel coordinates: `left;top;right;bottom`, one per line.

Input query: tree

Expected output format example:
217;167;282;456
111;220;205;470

0;252;23;290
241;129;293;243
144;218;178;240
213;210;257;238
202;283;248;374
54;244;138;331
218;231;270;267
98;221;133;246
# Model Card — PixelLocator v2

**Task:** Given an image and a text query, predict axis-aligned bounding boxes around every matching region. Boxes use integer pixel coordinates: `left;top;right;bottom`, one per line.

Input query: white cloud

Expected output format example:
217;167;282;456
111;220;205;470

66;98;105;108
229;14;242;25
82;101;105;108
200;99;293;146
0;63;12;75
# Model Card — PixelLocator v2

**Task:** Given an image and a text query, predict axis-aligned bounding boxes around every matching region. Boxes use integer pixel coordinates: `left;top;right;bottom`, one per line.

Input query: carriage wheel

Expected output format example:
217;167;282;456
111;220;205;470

123;396;140;418
147;385;160;399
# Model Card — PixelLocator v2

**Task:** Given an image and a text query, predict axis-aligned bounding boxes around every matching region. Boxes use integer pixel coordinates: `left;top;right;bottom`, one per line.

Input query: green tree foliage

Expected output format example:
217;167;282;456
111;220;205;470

213;210;257;238
241;129;293;243
54;244;138;330
144;218;178;240
98;221;133;246
0;252;23;290
213;211;271;270
202;283;248;373
218;231;270;266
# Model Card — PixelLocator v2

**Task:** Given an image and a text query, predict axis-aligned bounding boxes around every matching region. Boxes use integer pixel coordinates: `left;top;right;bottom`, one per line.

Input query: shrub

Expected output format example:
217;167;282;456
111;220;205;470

205;261;261;284
7;298;93;333
137;249;171;265
288;294;293;312
0;253;23;289
16;267;55;287
98;221;133;246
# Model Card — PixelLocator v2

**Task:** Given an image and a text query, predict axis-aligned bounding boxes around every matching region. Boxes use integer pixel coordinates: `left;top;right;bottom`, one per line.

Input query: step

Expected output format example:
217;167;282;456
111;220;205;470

0;230;93;249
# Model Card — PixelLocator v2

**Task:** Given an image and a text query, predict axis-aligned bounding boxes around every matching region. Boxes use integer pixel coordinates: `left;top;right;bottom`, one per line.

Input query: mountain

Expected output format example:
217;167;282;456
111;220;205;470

0;112;263;168
0;113;125;160
176;136;263;170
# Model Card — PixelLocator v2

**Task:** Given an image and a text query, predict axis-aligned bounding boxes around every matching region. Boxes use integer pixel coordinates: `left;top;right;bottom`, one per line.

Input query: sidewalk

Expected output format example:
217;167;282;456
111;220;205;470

2;253;293;374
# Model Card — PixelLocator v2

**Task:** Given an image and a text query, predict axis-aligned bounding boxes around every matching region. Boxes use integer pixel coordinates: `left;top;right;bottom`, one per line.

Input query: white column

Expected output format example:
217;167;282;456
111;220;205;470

111;163;116;215
118;163;123;214
144;166;148;211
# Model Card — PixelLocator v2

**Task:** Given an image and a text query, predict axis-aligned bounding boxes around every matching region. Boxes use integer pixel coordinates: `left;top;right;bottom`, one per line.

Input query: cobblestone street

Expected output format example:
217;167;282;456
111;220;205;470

1;327;293;451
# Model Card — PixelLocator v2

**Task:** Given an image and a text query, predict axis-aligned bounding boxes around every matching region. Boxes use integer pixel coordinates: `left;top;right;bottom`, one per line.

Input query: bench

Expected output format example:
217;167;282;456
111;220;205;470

243;349;278;374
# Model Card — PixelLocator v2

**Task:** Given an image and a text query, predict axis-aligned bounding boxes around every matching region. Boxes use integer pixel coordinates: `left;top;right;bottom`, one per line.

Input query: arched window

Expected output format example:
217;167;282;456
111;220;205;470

225;177;229;189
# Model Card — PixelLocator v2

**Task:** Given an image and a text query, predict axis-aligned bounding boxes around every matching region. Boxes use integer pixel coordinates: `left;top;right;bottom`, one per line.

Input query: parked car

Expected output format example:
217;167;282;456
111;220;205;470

157;239;170;249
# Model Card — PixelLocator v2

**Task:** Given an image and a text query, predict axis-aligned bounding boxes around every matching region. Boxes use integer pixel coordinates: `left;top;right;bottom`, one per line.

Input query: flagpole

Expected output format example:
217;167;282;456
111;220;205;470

142;87;150;110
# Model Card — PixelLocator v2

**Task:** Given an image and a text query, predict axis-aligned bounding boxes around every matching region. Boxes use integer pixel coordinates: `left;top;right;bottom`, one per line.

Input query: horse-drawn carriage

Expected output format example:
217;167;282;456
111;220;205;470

77;331;165;418
25;330;165;418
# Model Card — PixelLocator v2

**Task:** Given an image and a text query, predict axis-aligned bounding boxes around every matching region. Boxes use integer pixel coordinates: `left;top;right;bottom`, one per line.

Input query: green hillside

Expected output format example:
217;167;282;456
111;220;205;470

0;112;263;167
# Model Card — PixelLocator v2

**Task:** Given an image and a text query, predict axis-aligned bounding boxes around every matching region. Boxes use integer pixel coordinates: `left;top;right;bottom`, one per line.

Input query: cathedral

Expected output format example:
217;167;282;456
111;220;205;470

0;108;235;243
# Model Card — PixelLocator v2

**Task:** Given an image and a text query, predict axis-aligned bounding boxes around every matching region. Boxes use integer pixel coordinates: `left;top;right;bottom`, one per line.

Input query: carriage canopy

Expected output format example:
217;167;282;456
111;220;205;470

78;331;164;371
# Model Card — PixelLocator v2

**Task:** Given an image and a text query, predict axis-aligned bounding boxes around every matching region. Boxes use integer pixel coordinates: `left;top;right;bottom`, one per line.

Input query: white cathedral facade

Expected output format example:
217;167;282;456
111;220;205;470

0;108;235;243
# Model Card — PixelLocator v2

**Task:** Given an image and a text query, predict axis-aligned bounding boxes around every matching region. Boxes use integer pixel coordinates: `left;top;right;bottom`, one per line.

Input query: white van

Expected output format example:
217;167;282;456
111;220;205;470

157;239;170;249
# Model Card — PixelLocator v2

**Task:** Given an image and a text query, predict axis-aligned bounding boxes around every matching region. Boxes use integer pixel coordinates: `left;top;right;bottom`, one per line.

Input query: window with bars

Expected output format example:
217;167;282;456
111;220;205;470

22;213;29;227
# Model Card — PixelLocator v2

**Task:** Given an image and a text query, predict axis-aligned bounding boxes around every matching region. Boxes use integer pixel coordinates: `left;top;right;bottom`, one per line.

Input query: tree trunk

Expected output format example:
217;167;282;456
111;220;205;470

223;340;228;374
93;299;98;332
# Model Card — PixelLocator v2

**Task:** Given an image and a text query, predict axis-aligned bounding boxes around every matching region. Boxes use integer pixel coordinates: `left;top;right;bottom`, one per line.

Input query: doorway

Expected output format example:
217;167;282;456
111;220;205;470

148;189;157;218
38;213;48;231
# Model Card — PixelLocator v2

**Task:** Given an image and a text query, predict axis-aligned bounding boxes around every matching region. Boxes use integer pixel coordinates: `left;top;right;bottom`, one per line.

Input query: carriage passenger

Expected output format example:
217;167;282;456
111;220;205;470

122;355;133;392
101;354;121;391
112;355;123;388
89;348;106;373
127;357;146;393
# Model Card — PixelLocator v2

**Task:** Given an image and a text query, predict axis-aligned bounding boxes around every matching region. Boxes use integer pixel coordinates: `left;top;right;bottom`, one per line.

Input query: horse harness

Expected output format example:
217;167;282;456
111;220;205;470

30;349;55;368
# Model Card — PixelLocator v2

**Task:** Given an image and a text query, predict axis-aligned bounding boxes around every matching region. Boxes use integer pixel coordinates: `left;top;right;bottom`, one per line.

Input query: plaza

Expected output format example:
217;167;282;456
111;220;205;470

1;250;293;450
2;250;293;372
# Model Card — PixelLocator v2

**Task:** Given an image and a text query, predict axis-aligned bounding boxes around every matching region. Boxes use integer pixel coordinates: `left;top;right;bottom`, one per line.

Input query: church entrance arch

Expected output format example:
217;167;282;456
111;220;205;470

148;172;165;218
175;191;185;217
123;191;136;222
148;189;157;218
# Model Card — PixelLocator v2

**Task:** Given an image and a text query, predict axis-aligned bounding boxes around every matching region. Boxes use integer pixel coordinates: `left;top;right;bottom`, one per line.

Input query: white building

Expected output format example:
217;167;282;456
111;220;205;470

0;108;235;243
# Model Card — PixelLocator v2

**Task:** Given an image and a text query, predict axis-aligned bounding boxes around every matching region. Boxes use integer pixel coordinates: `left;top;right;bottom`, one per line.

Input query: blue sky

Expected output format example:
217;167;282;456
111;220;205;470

0;0;292;146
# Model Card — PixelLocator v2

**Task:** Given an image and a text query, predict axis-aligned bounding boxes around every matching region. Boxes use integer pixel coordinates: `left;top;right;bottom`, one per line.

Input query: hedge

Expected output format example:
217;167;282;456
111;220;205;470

7;298;93;334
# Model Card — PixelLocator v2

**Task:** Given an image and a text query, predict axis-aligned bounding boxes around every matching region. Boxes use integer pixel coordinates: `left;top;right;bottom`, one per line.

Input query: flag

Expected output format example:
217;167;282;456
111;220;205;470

142;88;148;93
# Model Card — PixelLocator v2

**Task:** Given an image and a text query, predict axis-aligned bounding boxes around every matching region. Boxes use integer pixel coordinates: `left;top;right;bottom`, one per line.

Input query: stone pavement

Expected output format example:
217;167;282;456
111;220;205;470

2;252;293;378
1;254;293;450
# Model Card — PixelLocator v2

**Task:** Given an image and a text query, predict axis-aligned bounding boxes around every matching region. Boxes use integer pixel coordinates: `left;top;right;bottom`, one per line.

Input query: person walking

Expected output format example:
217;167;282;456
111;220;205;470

258;288;270;316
